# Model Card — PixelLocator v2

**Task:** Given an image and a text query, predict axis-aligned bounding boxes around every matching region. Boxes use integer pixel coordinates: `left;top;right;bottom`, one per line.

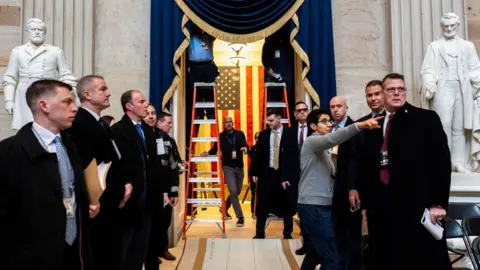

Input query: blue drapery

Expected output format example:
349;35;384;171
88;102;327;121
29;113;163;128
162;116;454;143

296;0;337;108
184;0;296;34
149;0;184;111
149;0;337;110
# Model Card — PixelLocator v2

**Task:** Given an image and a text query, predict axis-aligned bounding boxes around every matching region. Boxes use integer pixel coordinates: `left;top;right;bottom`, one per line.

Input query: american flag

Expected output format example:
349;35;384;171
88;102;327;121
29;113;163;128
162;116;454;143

216;67;241;110
195;65;265;183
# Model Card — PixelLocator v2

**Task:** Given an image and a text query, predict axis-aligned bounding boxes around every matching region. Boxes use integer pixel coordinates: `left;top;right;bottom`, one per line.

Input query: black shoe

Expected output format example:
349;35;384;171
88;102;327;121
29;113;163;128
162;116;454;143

236;217;244;227
252;214;256;220
253;235;265;239
295;246;307;255
284;234;293;239
224;213;232;220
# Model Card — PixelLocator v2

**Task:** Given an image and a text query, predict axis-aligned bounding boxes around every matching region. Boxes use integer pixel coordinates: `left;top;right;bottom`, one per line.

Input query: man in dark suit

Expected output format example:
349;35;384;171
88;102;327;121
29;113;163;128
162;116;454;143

110;90;161;270
329;96;363;270
202;116;248;226
279;101;310;252
0;79;93;269
67;75;124;270
357;73;451;270
348;80;385;216
144;108;178;269
251;109;292;239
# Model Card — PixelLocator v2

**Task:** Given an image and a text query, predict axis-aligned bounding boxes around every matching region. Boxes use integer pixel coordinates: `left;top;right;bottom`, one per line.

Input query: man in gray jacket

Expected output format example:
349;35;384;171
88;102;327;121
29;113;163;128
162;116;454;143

298;109;382;270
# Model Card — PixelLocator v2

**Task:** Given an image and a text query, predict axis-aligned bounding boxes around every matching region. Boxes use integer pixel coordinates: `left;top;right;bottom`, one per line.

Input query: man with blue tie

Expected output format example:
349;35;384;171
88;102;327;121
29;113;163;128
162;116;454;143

0;79;94;269
109;90;161;270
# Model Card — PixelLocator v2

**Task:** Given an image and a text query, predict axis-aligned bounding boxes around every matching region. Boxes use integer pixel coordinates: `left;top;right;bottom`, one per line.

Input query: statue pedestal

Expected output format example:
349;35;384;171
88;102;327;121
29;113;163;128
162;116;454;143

450;173;480;203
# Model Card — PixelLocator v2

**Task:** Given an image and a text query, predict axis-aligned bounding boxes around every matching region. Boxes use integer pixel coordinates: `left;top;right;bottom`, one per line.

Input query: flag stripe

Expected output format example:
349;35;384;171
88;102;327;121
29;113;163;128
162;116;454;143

246;66;253;146
240;66;248;183
258;67;265;130
252;66;260;138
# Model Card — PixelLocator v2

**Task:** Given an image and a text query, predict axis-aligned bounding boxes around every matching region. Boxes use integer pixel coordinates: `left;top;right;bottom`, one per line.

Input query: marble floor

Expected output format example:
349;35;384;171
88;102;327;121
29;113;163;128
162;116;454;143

157;202;474;270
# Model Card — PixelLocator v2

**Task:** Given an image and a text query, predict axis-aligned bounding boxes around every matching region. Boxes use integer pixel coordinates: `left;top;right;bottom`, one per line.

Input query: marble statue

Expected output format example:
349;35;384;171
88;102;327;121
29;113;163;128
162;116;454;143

420;13;480;173
2;18;77;130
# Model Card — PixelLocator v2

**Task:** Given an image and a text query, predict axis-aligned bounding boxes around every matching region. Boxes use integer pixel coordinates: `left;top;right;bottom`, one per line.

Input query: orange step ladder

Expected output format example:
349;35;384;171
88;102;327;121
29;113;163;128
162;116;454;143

262;82;291;128
183;82;227;239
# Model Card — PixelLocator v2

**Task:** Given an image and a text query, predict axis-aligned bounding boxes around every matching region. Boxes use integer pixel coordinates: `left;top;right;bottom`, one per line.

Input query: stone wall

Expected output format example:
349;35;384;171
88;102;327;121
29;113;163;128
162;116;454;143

467;0;480;54
332;0;392;120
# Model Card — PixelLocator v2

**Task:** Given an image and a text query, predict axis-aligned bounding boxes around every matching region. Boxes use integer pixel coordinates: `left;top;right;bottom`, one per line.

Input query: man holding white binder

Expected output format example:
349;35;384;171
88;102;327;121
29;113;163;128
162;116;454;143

355;73;452;270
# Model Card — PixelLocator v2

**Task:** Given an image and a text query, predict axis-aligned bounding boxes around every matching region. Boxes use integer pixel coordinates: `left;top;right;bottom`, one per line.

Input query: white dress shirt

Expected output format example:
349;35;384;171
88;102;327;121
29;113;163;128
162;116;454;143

82;106;101;121
297;122;308;144
132;119;145;138
383;111;394;136
32;122;59;153
269;125;283;168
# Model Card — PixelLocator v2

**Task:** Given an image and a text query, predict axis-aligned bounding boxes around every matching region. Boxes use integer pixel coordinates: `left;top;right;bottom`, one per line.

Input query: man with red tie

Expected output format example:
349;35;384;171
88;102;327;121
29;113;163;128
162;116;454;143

356;73;452;270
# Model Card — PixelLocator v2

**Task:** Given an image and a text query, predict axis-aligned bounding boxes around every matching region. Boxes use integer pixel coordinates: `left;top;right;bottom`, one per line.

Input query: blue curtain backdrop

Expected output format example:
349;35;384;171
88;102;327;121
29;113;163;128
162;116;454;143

296;0;337;108
184;0;296;34
149;0;184;111
149;0;337;110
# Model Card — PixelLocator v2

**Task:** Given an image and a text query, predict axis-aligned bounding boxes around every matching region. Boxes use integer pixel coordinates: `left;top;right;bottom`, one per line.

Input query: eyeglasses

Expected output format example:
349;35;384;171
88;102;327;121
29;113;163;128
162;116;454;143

384;87;407;94
318;119;334;125
295;108;308;113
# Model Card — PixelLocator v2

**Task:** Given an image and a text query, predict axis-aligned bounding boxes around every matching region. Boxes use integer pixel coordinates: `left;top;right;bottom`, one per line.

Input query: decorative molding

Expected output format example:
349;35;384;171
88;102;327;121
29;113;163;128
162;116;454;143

391;0;467;105
20;0;94;77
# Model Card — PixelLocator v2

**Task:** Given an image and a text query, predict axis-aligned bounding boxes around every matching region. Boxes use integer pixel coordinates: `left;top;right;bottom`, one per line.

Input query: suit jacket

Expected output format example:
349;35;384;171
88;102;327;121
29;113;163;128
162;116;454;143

0;123;92;270
332;117;355;215
250;128;285;216
349;111;386;192
67;107;124;210
155;128;179;198
109;115;160;226
279;122;312;215
358;103;451;269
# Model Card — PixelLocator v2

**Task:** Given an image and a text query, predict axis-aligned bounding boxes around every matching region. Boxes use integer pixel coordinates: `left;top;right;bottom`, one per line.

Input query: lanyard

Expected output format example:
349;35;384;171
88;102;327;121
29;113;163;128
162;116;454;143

226;132;236;145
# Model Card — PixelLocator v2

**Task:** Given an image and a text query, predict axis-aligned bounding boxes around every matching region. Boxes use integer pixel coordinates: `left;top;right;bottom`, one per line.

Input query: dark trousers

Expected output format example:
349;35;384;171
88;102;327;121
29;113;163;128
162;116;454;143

145;205;171;270
250;180;256;215
91;209;125;270
256;214;293;238
255;168;293;237
64;238;81;270
120;211;152;270
333;204;363;270
298;204;340;270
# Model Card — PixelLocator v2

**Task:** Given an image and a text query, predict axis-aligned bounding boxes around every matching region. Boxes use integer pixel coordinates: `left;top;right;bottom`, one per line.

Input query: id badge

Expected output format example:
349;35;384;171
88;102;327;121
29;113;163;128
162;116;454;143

156;138;165;155
64;198;76;219
231;150;237;160
380;151;389;167
112;140;121;160
275;50;280;58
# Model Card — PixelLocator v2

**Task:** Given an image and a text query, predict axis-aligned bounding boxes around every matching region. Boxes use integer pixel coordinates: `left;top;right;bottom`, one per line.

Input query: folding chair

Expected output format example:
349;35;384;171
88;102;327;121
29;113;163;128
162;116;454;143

445;203;480;266
462;216;480;270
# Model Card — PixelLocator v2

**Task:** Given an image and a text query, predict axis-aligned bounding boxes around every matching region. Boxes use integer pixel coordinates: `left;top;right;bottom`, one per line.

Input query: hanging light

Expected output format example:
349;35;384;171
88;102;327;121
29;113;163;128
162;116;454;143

229;56;246;66
228;43;247;53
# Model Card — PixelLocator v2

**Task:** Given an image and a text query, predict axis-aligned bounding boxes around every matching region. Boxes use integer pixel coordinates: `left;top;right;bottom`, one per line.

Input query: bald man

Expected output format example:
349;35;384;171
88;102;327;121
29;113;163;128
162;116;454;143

329;96;362;270
202;117;248;227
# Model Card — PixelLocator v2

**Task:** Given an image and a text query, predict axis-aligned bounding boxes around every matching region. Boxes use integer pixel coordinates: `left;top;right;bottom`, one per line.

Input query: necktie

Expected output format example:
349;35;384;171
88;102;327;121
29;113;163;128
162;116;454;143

380;114;394;185
54;136;77;245
299;125;305;150
273;131;279;169
134;123;147;201
135;123;147;149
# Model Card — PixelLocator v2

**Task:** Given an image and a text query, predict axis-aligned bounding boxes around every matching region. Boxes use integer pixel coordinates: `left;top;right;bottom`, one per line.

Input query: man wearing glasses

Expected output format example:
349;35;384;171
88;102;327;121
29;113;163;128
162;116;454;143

279;101;311;250
298;109;382;270
356;73;451;270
